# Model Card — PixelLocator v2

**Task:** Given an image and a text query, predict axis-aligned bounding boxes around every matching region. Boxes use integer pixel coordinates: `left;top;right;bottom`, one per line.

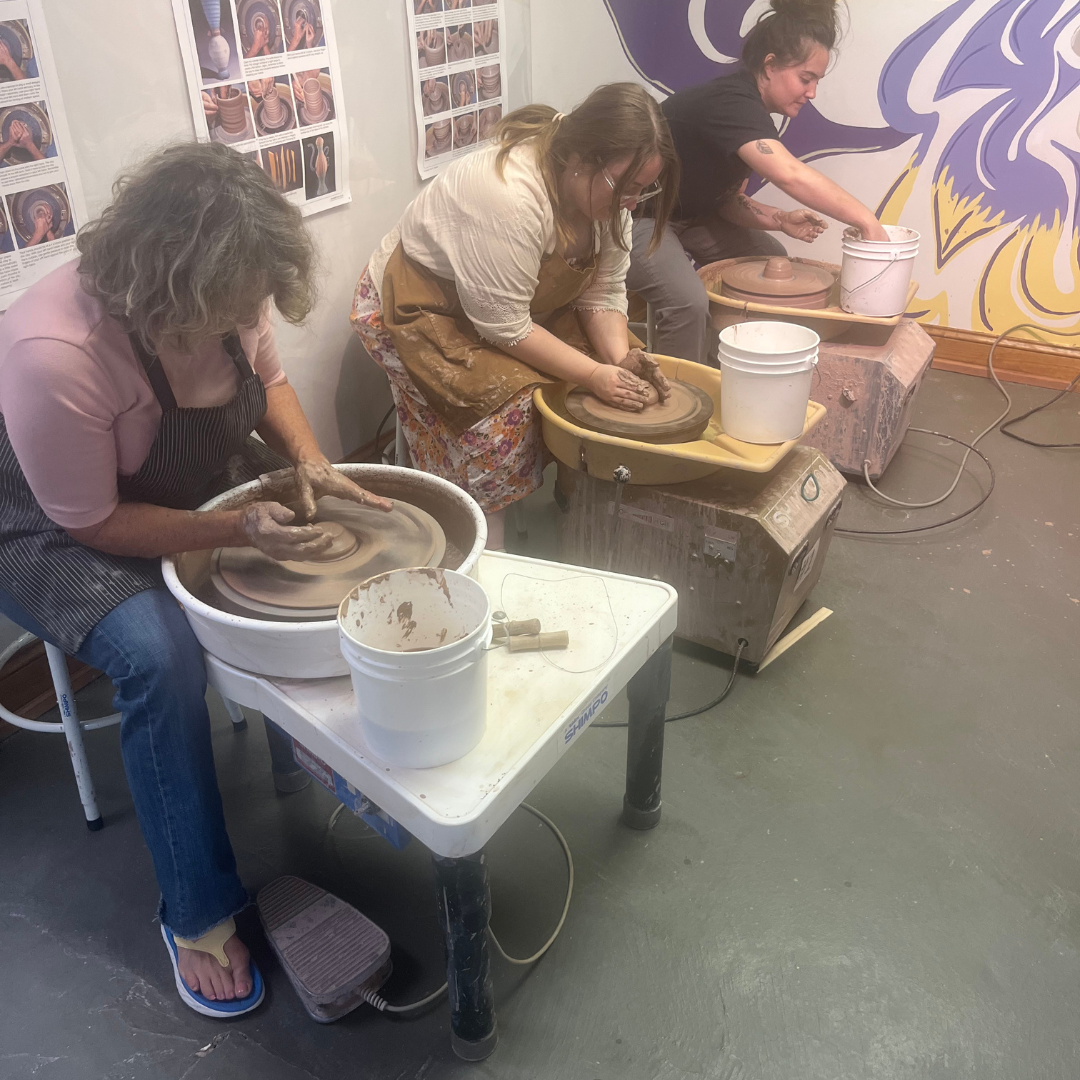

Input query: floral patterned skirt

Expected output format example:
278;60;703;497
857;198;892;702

350;266;548;514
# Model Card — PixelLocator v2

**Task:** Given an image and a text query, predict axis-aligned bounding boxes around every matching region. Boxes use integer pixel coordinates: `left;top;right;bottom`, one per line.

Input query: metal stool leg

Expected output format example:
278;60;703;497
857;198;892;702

394;414;410;469
43;643;104;832
222;695;248;732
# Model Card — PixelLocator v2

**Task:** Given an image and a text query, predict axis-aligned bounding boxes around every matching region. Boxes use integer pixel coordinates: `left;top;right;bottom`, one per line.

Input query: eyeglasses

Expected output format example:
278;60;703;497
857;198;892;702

603;167;663;206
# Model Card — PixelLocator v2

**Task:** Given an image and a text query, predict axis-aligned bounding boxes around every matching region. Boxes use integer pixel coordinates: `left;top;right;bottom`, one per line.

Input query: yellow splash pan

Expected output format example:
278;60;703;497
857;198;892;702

534;354;826;486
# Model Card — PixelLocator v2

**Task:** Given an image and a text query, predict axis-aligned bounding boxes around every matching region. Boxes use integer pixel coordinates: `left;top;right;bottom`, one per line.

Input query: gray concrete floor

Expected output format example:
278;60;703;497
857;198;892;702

1;369;1078;1080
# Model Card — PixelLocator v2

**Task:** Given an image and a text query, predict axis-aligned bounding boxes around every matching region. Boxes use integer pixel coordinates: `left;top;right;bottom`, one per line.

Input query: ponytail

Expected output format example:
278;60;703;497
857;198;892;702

742;0;841;75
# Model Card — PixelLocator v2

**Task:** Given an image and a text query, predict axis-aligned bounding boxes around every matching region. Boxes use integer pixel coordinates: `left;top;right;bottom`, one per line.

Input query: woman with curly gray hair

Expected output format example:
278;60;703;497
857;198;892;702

0;142;388;1019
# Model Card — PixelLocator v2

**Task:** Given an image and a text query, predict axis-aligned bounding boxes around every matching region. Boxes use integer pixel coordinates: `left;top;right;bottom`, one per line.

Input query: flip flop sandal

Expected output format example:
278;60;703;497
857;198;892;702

161;917;265;1018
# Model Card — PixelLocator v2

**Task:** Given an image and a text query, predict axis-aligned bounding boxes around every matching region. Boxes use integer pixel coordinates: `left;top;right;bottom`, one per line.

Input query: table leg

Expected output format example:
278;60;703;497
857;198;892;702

433;851;498;1061
622;635;673;830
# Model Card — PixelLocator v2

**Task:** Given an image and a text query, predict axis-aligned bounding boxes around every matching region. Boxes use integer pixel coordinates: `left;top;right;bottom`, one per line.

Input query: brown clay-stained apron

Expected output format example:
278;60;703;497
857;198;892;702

379;242;600;435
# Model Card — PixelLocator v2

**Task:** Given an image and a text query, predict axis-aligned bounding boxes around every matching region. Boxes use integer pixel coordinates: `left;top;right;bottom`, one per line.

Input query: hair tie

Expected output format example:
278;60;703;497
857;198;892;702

553;112;566;123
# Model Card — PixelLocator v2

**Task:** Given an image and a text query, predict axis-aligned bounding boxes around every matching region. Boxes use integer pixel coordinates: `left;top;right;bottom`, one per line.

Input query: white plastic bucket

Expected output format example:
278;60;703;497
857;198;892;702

718;322;819;444
338;568;491;769
840;225;920;317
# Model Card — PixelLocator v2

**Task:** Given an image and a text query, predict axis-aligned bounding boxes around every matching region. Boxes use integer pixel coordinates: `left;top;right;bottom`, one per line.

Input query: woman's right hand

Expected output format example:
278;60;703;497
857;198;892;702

858;219;891;242
587;364;652;412
239;501;333;561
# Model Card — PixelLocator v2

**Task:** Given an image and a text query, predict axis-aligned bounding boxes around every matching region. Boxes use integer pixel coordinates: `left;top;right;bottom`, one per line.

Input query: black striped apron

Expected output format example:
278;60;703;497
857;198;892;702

0;331;289;653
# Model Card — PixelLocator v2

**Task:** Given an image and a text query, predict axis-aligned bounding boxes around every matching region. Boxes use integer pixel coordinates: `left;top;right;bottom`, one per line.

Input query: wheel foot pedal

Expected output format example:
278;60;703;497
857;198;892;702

257;875;391;1023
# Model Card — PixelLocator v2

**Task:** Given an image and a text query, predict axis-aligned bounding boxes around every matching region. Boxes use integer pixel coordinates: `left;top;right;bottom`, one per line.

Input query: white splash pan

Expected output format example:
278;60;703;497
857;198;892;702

162;464;487;679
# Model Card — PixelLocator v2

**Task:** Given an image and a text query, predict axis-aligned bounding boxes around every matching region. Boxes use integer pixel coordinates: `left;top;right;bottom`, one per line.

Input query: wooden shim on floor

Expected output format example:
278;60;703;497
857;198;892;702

927;325;1080;392
0;639;101;722
758;608;834;672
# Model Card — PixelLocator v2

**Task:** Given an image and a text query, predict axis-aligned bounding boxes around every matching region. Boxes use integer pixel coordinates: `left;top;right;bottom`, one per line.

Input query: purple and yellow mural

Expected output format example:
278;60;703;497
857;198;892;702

603;0;1080;335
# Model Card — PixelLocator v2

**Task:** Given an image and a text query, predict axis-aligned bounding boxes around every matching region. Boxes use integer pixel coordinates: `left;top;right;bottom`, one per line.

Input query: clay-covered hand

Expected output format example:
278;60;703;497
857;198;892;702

294;459;393;521
201;91;219;119
857;219;892;243
617;348;670;403
588;364;652;412
777;208;828;244
475;20;494;49
239;501;333;562
260;460;394;523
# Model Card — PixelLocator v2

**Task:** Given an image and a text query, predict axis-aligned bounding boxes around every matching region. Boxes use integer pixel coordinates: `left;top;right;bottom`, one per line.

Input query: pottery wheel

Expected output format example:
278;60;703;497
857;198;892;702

238;0;281;51
721;256;834;309
565;379;715;444
210;496;446;620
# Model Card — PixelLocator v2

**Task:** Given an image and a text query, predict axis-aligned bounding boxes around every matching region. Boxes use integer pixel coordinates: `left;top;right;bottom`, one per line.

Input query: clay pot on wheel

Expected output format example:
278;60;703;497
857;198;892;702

301;77;328;122
217;89;249;134
478;65;501;100
261;83;286;126
430;118;452;153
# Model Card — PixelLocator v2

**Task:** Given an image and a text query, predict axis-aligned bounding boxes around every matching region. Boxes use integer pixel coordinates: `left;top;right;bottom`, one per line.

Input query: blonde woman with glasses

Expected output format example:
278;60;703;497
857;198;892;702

352;83;680;550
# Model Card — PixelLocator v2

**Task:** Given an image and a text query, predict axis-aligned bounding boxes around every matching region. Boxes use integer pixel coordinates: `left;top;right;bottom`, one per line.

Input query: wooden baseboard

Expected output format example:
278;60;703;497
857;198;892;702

926;325;1080;392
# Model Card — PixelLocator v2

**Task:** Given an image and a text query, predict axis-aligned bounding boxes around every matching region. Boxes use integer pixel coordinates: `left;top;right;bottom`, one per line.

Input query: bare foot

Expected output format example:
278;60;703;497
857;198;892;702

175;933;253;1001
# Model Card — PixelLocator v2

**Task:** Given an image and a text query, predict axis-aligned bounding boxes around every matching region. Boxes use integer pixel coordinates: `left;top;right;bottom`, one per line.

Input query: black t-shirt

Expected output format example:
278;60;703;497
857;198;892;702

661;69;779;221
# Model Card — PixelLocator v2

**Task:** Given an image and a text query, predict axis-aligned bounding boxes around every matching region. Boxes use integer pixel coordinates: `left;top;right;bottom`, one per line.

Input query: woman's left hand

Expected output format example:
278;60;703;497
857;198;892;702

261;459;394;522
617;348;671;402
777;209;828;243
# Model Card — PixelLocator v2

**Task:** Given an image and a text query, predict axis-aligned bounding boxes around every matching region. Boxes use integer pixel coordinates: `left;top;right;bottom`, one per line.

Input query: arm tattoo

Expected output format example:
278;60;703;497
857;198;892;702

755;140;775;155
737;194;768;218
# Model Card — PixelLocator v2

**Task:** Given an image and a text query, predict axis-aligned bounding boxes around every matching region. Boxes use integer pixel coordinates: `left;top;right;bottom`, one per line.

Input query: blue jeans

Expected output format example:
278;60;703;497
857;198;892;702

0;585;248;939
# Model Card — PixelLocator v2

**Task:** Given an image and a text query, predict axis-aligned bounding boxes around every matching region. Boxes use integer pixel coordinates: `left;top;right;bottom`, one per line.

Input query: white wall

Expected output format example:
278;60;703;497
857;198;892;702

529;0;653;110
40;0;534;460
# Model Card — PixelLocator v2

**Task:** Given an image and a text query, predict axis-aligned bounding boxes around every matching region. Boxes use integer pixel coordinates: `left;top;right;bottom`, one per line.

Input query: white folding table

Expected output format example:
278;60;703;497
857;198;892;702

206;551;677;1060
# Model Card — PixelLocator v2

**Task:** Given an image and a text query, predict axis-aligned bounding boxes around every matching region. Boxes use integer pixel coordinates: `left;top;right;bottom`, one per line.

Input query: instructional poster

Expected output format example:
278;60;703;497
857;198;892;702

0;0;88;311
172;0;350;216
406;0;507;180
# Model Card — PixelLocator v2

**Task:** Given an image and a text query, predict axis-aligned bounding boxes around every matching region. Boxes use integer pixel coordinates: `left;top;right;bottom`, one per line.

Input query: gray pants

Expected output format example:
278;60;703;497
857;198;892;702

626;216;785;366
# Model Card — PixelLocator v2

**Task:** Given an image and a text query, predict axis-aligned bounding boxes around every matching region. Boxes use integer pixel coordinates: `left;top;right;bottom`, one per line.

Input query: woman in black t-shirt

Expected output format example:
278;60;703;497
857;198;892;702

627;0;889;366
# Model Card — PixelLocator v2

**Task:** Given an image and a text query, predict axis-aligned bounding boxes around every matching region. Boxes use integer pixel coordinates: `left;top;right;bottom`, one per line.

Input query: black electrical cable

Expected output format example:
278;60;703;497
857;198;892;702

371;403;396;463
835;322;1079;539
834;430;996;538
1000;370;1080;448
593;638;748;728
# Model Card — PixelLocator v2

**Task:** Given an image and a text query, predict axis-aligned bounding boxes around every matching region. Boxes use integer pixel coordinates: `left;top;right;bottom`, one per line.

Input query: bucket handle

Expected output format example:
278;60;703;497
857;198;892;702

841;248;901;302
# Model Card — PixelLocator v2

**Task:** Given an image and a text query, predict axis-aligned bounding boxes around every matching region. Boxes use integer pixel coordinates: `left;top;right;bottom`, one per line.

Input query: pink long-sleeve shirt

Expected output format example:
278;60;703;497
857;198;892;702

0;260;288;530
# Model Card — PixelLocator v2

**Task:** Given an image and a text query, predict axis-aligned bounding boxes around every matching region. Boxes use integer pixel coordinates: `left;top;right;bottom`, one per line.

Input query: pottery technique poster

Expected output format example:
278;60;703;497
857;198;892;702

0;0;88;310
407;0;507;180
172;0;350;216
